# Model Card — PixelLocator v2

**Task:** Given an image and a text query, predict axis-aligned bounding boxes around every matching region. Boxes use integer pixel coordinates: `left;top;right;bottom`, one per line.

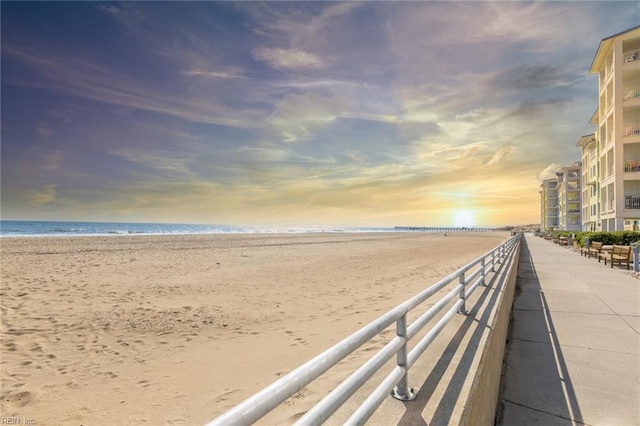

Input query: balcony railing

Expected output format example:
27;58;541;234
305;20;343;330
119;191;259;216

623;123;640;137
624;86;640;101
624;50;639;64
625;196;640;209
624;159;640;172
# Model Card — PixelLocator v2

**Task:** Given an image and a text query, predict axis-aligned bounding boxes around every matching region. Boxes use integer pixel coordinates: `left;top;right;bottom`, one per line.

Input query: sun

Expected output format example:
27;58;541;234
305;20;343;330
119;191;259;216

453;210;475;228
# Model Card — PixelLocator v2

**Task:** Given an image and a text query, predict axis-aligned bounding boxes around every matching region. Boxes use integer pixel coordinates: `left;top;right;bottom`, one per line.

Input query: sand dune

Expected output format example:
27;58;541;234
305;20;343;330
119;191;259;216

0;231;508;425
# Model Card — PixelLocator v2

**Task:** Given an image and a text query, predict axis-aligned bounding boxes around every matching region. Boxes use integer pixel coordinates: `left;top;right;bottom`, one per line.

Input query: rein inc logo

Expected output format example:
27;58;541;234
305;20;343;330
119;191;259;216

0;418;35;425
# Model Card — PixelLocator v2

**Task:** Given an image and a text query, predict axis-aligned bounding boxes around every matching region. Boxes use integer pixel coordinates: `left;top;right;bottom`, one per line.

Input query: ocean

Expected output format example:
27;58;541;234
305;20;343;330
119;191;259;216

0;220;396;237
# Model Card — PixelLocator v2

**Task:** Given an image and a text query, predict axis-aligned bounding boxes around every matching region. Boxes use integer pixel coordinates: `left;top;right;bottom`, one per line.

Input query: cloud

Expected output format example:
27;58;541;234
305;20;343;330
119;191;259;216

182;68;248;79
489;64;579;90
43;150;65;172
107;146;196;177
267;92;345;142
28;184;57;206
460;145;483;160
253;47;324;70
2;43;263;128
3;1;638;226
486;146;515;166
537;163;562;181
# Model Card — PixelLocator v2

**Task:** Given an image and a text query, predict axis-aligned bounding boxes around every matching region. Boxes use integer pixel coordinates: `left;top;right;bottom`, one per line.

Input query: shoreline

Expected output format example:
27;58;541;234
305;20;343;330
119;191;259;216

1;231;509;424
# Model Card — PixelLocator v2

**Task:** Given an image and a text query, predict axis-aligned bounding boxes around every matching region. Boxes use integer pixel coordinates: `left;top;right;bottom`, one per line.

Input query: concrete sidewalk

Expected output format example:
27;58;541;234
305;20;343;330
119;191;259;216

497;234;640;425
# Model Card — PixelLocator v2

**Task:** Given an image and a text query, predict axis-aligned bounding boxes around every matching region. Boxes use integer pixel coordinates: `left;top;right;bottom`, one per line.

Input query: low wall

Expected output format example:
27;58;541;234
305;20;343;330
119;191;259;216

458;242;521;425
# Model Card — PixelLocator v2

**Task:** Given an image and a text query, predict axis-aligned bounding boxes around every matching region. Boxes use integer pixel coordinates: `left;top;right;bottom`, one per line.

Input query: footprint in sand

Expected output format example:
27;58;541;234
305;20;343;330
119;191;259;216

3;390;33;408
214;388;242;403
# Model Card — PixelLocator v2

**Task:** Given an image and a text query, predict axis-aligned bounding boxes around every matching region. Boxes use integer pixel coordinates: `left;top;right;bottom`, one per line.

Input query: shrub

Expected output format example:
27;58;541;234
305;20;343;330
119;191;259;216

581;231;640;245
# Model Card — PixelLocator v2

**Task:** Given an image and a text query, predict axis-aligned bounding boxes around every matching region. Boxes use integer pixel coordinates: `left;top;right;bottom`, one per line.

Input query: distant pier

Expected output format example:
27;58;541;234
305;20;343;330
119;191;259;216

394;226;492;232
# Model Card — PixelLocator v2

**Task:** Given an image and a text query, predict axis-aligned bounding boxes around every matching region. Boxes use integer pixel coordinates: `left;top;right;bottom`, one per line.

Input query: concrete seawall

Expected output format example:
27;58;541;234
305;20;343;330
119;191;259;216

458;239;520;425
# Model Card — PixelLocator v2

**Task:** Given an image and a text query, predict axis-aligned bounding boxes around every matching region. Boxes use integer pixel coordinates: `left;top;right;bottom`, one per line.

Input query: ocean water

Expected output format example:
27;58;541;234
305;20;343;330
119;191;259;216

0;220;396;237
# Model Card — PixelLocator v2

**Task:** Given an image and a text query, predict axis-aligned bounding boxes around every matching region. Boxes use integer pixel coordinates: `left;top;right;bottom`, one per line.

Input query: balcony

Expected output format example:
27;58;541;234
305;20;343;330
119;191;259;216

625;159;640;172
624;86;640;101
624;123;640;137
625;195;640;209
624;50;639;64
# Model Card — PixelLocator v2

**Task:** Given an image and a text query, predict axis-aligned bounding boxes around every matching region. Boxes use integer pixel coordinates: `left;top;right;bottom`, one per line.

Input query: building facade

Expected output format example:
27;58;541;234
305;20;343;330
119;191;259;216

588;25;640;231
540;178;559;231
556;162;582;231
540;162;582;232
577;133;599;231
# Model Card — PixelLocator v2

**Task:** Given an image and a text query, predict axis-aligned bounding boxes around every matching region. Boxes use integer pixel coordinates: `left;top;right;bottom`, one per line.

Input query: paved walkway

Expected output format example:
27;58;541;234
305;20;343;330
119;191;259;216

498;234;640;426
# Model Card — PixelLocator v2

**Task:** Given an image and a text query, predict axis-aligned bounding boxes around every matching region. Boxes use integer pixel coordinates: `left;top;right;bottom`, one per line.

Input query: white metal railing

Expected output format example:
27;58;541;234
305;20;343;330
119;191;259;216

624;86;640;101
624;50;639;64
207;234;521;425
624;159;640;173
624;123;640;137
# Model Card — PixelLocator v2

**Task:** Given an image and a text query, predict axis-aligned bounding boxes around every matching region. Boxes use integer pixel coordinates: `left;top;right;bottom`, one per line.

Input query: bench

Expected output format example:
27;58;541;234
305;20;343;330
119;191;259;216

599;245;632;269
585;241;603;258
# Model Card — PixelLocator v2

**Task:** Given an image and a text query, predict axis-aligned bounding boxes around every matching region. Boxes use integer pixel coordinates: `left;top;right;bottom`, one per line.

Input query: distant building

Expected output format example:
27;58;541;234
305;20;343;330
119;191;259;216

540;178;559;231
577;132;599;231
540;162;582;232
588;25;640;231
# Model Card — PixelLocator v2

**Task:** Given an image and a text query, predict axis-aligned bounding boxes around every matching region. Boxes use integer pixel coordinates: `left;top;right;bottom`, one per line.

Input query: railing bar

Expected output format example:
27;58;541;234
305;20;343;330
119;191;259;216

344;365;407;426
207;317;395;425
406;284;462;340
295;335;405;425
464;276;484;299
346;298;466;426
401;277;455;314
408;299;465;368
464;265;483;284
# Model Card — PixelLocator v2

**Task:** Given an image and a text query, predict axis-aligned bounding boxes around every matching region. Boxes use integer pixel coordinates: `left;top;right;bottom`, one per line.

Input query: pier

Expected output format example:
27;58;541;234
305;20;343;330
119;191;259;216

394;226;492;232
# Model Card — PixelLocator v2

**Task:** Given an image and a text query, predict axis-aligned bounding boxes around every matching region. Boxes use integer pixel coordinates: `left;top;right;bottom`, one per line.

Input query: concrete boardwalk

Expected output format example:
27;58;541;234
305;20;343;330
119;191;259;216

498;235;640;425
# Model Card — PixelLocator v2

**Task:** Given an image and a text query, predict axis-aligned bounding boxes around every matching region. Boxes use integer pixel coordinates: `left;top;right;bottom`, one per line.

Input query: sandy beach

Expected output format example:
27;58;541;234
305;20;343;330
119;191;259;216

1;231;509;425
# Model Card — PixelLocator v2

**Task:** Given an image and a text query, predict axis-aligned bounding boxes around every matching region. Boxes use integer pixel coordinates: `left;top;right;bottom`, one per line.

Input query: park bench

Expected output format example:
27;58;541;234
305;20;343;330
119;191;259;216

599;245;632;269
585;241;603;258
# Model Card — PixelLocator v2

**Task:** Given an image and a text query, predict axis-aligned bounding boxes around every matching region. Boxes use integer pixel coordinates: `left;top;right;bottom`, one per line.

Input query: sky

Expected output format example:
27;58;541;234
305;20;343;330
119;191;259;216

1;1;639;228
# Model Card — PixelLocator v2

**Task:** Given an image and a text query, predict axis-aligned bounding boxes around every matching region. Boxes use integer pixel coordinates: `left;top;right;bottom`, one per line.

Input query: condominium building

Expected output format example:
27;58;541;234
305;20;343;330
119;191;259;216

540;178;559;231
540;162;582;232
556;162;582;231
577;132;599;231
588;25;640;231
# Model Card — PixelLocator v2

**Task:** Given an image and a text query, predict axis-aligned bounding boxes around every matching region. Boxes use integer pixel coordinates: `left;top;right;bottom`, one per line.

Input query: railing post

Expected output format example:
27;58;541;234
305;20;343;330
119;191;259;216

391;315;416;401
457;273;467;315
491;250;496;272
481;257;487;286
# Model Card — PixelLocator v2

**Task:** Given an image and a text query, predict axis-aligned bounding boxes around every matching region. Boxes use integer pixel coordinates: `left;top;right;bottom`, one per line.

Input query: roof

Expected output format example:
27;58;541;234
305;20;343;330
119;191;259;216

589;25;640;74
576;134;596;148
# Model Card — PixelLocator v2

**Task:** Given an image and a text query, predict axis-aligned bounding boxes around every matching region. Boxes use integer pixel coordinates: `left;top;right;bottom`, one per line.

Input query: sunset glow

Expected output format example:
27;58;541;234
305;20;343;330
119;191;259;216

1;2;638;227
